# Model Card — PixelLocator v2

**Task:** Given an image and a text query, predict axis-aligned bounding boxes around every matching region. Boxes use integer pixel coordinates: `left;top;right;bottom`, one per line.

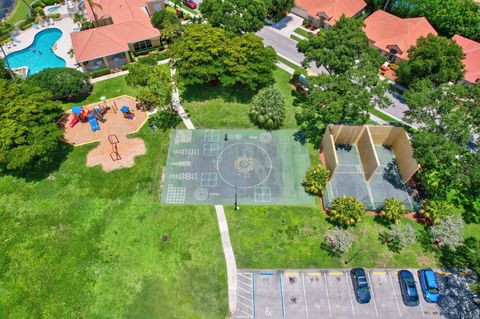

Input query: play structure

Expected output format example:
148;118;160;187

70;105;108;131
120;105;135;120
108;134;121;161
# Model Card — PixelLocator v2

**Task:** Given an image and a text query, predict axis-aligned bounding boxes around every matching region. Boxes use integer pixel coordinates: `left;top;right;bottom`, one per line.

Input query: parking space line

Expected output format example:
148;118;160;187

306;272;321;276
330;272;343;275
388;271;402;317
301;273;309;317
366;271;379;318
344;271;356;317
280;272;285;318
372;271;386;275
238;286;252;294
323;273;333;318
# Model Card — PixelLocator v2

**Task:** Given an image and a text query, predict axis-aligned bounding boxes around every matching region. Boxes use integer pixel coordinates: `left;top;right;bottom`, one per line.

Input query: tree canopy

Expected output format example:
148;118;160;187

263;0;294;21
0;80;64;171
126;63;172;110
172;24;276;90
390;0;480;41
397;35;465;87
150;9;182;44
404;81;480;222
297;16;384;75
200;0;266;33
25;68;91;101
249;85;285;130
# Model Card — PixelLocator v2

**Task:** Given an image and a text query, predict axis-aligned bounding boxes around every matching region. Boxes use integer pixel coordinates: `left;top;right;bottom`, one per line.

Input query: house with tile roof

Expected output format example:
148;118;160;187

363;10;437;64
452;35;480;84
71;0;164;72
292;0;367;28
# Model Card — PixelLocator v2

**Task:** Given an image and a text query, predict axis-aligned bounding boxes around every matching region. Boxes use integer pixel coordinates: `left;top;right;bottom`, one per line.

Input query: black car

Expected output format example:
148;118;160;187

398;270;420;307
350;268;371;304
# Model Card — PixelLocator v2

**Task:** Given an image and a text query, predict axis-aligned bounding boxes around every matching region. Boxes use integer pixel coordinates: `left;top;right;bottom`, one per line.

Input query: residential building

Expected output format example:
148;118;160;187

452;34;480;84
71;0;164;72
363;10;437;64
292;0;367;28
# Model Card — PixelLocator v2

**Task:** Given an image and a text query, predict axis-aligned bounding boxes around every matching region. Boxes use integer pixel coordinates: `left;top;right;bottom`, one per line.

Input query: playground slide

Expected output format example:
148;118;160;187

69;115;79;128
88;115;100;132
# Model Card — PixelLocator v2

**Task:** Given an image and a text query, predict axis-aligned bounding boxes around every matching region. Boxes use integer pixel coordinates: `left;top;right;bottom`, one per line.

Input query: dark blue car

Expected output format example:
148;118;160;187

398;270;420;306
418;269;440;303
350;268;371;304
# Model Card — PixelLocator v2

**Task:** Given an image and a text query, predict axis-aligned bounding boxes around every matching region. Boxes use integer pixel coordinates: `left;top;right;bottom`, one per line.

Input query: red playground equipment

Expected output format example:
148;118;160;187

120;105;135;120
70;105;108;131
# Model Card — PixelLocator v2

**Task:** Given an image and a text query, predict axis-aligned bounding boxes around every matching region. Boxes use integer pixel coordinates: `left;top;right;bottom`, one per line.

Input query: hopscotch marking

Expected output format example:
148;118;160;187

175;130;192;144
203;143;219;157
173;149;199;156
254;187;271;203
204;130;220;142
165;185;186;204
201;172;218;187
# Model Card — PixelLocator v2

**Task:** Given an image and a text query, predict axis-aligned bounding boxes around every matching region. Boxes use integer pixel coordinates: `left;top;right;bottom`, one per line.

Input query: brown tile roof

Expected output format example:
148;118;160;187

452;34;480;84
295;0;367;26
363;10;437;60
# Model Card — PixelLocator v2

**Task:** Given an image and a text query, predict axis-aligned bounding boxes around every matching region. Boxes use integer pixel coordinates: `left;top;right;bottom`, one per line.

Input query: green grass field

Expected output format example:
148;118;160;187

6;0;37;25
226;206;438;269
290;34;303;42
0;77;228;318
293;27;313;38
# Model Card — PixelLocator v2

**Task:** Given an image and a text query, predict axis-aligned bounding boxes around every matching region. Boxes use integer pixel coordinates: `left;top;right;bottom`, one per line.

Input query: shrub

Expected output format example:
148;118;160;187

323;227;354;255
378;198;407;224
431;214;464;251
149;110;181;131
303;164;329;196
327;196;364;227
249;85;285;130
379;223;416;252
19;21;32;30
46;13;61;19
420;200;457;225
89;68;111;78
26;68;91;102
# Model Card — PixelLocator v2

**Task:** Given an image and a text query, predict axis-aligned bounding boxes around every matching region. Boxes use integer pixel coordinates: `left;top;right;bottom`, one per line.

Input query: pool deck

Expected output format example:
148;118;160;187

1;6;79;71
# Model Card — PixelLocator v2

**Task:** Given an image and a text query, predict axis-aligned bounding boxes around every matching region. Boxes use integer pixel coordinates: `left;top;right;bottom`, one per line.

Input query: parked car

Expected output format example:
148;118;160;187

418;269;440;303
398;270;420;306
350;268;371;304
183;0;197;9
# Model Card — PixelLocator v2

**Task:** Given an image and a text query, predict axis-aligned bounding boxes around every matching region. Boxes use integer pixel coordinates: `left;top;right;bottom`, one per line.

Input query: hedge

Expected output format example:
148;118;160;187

89;68;111;78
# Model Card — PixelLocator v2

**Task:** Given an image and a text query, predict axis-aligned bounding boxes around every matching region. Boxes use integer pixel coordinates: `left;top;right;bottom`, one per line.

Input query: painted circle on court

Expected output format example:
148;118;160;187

194;188;208;201
216;142;272;189
259;132;272;143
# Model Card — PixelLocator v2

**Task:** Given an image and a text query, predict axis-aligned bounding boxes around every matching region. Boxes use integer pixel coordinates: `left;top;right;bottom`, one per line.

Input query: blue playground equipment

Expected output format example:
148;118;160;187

87;113;100;132
120;105;135;119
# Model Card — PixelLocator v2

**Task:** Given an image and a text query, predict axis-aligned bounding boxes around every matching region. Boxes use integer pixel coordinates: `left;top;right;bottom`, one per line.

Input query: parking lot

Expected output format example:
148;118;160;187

232;269;479;319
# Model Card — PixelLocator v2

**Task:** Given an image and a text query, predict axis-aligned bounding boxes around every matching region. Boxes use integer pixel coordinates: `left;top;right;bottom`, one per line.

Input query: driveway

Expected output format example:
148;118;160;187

232;269;479;319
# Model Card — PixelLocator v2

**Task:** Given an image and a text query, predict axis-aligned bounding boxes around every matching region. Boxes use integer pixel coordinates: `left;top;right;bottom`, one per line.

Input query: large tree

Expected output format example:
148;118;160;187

404;81;480;222
249;85;285;129
150;9;182;45
0;80;64;171
25;68;91;102
296;73;388;145
390;0;480;41
172;24;276;90
200;0;266;33
126;63;172;110
297;16;384;75
263;0;294;21
397;34;465;87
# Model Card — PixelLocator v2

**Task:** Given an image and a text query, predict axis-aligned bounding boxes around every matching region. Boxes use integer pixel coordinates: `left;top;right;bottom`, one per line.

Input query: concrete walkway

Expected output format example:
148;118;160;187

215;205;238;314
90;70;129;83
170;67;195;129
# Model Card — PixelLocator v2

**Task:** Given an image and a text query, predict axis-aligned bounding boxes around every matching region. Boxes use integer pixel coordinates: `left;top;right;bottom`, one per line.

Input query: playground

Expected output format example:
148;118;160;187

161;129;314;205
60;95;148;172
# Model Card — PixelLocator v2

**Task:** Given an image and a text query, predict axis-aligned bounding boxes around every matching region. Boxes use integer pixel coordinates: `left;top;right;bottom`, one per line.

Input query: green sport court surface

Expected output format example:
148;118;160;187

161;129;315;205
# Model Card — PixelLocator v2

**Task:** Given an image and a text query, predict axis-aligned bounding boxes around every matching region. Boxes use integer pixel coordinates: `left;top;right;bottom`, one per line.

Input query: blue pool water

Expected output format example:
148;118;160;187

5;28;66;76
47;5;60;13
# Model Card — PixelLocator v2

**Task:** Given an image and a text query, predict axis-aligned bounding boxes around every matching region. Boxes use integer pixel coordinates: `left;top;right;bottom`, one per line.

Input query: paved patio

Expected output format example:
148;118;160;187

61;96;149;172
1;5;79;69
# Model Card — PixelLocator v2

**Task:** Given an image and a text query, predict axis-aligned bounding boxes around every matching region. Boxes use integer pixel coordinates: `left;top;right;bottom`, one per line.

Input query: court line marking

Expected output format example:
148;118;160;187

302;273;309;318
388;271;402;317
280;272;285;318
323;273;333;318
366;271;379;318
345;271;356;317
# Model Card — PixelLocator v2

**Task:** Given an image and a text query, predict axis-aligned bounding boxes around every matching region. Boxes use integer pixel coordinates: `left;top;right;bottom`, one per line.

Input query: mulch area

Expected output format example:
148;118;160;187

60;95;149;172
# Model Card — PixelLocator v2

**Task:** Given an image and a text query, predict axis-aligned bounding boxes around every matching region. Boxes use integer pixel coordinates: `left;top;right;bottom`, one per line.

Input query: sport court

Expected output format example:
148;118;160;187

321;125;421;211
161;129;314;205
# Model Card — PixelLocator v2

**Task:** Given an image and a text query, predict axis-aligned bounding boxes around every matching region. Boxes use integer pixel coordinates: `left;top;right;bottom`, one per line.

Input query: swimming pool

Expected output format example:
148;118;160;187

5;28;66;76
47;5;60;13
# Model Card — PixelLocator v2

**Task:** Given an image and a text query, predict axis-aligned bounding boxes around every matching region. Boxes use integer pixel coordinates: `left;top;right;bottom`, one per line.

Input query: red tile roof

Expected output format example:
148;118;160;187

295;0;367;26
71;0;159;63
363;10;437;60
452;35;480;84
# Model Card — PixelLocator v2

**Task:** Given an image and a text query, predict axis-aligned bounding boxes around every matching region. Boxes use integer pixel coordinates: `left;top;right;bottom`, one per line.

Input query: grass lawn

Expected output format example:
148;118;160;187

64;75;140;110
182;68;301;129
225;206;438;269
293;27;313;38
276;56;308;75
0;79;228;317
290;34;303;42
6;0;37;25
368;106;401;124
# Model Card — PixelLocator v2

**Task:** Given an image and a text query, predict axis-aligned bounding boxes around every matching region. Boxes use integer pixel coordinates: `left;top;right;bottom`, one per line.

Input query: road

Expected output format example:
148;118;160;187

256;26;418;128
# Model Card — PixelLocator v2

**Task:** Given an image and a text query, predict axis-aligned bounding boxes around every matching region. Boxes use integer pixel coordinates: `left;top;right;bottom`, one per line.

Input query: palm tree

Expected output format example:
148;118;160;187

86;0;103;27
383;0;392;11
